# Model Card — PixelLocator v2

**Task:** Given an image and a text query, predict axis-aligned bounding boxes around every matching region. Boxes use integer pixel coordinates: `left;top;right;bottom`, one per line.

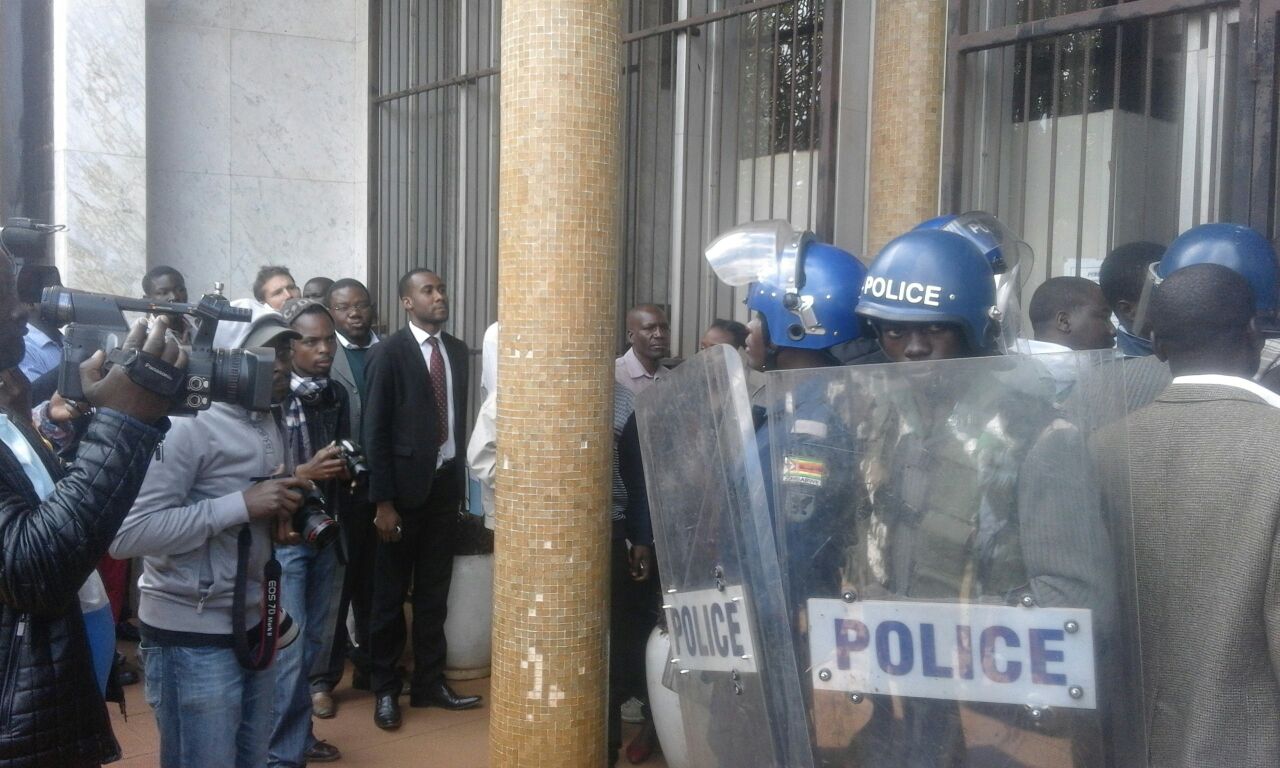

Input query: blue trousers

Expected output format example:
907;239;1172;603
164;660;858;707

268;542;343;767
140;643;274;768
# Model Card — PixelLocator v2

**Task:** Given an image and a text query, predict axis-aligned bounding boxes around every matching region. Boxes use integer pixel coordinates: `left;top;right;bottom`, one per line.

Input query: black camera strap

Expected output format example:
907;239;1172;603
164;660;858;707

106;348;186;399
231;525;283;671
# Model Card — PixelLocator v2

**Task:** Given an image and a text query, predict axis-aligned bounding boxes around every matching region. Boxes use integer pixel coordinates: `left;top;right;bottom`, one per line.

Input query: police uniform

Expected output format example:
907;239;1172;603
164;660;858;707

844;227;1120;767
839;361;1118;768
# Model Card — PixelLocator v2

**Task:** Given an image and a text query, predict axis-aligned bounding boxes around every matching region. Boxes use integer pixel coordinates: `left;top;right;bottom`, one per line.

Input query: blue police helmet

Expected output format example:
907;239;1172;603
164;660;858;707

914;211;1024;276
856;229;998;352
746;240;867;350
1157;223;1278;314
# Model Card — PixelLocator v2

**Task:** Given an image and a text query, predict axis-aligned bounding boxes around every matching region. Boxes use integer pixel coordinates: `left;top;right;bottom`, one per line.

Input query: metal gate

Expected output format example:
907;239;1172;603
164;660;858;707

368;0;844;362
942;0;1280;292
368;0;500;351
620;0;841;356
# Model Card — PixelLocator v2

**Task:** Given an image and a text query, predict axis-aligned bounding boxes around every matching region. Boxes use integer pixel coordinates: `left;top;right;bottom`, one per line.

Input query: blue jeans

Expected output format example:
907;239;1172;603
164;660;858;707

139;643;274;768
268;542;343;767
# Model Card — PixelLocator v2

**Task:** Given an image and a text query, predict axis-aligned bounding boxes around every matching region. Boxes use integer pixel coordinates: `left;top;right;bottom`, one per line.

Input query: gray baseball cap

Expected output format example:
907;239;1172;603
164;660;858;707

240;313;299;349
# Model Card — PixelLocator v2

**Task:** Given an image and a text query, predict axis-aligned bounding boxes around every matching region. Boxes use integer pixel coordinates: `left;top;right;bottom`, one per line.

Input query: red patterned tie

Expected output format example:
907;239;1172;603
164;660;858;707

427;337;449;447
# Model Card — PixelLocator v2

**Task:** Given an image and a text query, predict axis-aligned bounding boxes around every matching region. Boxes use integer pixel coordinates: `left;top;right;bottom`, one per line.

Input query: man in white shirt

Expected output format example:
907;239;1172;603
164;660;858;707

614;304;671;395
1022;276;1116;353
213;266;302;349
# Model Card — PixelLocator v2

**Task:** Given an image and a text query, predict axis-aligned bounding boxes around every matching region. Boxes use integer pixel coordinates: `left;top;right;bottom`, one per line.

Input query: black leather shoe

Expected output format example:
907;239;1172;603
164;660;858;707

409;680;482;710
374;694;402;730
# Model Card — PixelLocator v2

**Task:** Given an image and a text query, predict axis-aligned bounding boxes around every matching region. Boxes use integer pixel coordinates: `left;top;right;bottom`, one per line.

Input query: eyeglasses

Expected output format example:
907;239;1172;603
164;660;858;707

331;302;372;313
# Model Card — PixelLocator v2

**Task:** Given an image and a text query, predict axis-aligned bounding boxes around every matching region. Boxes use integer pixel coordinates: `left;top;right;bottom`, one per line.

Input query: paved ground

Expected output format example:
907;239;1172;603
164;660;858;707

109;642;669;767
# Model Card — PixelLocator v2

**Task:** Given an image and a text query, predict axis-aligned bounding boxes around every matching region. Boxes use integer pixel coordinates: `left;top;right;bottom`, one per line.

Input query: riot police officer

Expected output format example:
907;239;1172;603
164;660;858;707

1129;222;1280;390
744;237;866;602
701;223;871;765
843;229;1117;767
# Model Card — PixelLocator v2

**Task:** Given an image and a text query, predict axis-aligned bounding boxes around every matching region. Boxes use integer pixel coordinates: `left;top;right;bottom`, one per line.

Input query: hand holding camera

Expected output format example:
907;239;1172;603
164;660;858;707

295;443;348;482
82;316;188;424
243;467;310;546
41;285;273;416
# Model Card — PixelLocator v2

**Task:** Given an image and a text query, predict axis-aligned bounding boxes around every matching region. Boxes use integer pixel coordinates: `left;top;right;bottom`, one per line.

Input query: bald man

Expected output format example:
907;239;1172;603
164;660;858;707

1028;276;1116;351
615;304;671;395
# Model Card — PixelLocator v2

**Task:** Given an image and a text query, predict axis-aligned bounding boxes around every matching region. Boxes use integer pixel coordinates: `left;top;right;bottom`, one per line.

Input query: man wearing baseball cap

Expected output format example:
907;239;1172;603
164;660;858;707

111;315;322;768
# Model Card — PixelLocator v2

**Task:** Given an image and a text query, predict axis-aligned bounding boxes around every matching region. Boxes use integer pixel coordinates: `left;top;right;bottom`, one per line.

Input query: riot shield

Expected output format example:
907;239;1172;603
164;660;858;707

763;351;1142;768
635;344;814;768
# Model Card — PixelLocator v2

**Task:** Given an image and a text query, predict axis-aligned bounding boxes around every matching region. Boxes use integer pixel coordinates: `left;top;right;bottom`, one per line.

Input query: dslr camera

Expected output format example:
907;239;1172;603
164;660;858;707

40;286;275;415
294;485;340;549
292;441;367;549
336;439;369;478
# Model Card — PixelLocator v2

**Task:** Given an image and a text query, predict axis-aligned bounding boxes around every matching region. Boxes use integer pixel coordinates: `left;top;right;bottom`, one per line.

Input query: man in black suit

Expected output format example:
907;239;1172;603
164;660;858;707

364;268;480;730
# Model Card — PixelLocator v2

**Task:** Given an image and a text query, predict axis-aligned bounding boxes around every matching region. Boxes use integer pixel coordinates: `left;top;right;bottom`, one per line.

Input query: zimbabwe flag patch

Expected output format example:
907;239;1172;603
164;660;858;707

782;455;827;487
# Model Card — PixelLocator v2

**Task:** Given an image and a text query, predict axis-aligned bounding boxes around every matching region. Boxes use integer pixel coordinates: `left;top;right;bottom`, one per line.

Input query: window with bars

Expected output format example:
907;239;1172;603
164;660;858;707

369;0;842;364
945;0;1264;318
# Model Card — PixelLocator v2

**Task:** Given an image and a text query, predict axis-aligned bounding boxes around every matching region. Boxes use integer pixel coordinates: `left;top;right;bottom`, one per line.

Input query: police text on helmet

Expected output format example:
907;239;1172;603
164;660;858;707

862;276;943;307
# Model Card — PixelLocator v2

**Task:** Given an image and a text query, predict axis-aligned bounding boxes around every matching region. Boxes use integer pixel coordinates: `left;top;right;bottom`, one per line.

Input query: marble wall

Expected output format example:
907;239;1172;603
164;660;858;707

53;0;149;297
146;0;368;300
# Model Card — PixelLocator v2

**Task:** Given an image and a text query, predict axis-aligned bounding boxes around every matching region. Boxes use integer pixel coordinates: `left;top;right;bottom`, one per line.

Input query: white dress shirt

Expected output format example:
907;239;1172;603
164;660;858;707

1172;373;1280;409
335;330;379;350
407;323;456;465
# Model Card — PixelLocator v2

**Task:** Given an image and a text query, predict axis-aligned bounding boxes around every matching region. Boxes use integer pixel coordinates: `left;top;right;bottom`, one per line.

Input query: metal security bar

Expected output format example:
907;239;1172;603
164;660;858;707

943;0;1280;294
369;0;500;420
620;0;840;357
369;0;842;364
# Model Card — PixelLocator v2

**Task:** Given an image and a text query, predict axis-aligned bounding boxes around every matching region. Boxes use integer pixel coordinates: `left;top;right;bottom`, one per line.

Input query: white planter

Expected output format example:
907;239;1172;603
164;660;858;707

444;552;493;680
646;625;691;768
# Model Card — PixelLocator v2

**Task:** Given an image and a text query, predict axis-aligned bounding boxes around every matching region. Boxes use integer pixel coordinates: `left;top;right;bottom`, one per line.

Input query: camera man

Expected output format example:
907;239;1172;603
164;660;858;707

0;256;184;766
268;298;351;767
110;314;324;768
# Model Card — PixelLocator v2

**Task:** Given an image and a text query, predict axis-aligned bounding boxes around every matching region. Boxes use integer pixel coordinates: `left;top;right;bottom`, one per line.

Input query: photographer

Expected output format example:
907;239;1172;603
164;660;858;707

110;315;317;768
0;255;184;764
268;299;350;767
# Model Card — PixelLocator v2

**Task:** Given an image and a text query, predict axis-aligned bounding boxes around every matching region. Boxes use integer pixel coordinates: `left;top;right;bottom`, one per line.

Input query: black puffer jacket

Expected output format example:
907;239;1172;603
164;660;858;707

0;408;165;767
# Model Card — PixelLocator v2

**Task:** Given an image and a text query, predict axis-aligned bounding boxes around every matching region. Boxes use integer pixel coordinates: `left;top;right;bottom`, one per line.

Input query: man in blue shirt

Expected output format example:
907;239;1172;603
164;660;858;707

15;264;63;383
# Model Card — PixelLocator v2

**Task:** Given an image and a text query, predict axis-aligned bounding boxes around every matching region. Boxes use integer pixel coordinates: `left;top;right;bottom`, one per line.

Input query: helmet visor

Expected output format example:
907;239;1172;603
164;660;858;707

705;220;812;290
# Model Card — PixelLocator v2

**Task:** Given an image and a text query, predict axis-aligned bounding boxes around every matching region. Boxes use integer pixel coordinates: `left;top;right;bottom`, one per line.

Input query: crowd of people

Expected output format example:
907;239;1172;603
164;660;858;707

0;210;1277;768
0;261;482;767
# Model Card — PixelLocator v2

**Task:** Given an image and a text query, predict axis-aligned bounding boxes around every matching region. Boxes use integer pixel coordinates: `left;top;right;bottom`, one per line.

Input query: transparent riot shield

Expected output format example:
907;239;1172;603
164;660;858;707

763;351;1142;768
635;344;814;768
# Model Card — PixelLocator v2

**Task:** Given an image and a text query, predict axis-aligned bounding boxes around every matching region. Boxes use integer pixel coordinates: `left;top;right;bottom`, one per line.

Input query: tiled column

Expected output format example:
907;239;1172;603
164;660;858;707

492;1;620;765
51;0;147;296
866;0;947;256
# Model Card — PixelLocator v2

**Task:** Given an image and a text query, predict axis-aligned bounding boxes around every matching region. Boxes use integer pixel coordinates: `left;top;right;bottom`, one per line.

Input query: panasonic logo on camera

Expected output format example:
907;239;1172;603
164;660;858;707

862;277;943;307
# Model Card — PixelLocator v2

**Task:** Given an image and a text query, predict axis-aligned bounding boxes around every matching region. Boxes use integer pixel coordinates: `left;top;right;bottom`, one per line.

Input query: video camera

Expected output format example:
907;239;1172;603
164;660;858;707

0;218;64;262
39;286;275;415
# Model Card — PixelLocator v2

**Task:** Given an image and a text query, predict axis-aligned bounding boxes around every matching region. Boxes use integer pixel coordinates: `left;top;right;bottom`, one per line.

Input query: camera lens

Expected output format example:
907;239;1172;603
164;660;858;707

39;286;76;327
302;514;340;549
294;487;339;549
208;347;275;412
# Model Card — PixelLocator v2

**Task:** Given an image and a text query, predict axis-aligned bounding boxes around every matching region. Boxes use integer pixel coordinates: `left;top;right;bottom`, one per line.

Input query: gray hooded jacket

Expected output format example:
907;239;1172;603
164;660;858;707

111;403;284;635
